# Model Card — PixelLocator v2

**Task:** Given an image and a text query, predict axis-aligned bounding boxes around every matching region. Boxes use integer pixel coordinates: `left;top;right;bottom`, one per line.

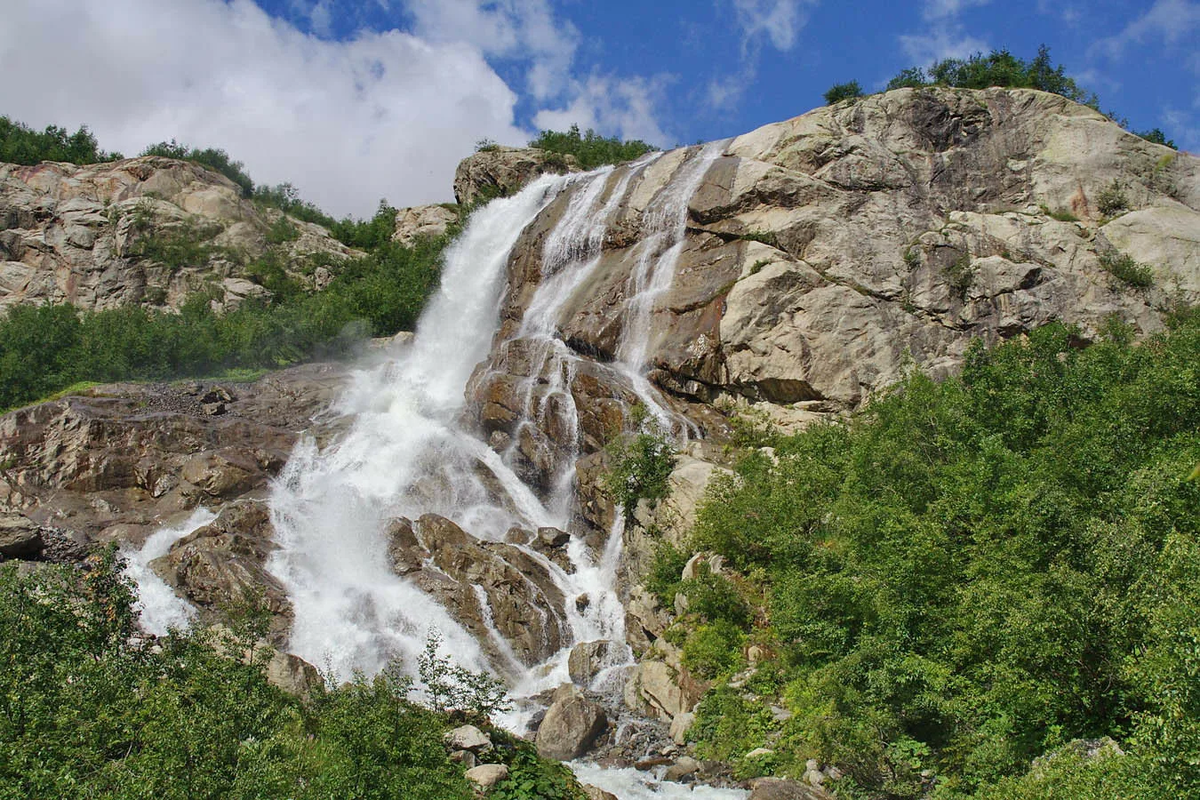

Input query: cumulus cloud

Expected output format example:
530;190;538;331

899;27;988;65
922;0;991;21
731;0;816;52
402;0;579;100
533;74;674;146
1093;0;1200;59
0;0;535;217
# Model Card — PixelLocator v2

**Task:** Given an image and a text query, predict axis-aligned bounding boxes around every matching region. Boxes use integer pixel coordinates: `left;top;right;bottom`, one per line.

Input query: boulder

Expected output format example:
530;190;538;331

624;660;705;722
664;755;701;781
264;650;323;698
464;763;509;792
536;684;608;761
568;640;618;686
669;711;696;745
0;514;43;559
444;725;493;754
748;777;834;800
582;786;618;800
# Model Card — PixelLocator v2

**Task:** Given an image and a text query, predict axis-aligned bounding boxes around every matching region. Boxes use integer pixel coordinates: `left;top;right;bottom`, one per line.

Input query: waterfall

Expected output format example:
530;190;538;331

256;144;741;796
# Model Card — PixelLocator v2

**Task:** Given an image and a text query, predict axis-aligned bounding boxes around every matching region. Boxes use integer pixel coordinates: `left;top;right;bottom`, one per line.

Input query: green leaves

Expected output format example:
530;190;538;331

686;316;1200;796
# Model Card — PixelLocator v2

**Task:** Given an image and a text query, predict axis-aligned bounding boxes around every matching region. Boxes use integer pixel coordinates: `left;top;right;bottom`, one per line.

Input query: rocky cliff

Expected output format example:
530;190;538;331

0;156;355;311
1;87;1197;779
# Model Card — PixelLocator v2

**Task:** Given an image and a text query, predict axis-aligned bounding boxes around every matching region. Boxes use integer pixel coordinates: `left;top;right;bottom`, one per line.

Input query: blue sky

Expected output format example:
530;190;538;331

1;1;1196;217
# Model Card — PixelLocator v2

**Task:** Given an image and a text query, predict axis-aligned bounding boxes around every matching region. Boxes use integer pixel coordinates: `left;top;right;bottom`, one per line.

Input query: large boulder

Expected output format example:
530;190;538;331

535;683;609;761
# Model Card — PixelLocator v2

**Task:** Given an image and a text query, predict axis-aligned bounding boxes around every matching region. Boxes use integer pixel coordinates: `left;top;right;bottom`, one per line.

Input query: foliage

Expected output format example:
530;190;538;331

685;317;1200;797
252;182;339;228
1095;180;1128;217
823;81;865;104
141;139;255;197
0;230;447;411
602;405;678;518
1098;250;1154;288
1039;204;1079;222
529;124;654;170
488;734;588;800
944;252;976;298
415;633;511;719
129;211;226;271
0;552;581;799
0;115;121;165
877;45;1174;145
1136;128;1177;149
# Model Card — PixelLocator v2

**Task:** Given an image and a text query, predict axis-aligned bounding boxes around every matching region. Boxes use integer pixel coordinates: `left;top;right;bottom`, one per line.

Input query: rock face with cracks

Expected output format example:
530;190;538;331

0;156;355;312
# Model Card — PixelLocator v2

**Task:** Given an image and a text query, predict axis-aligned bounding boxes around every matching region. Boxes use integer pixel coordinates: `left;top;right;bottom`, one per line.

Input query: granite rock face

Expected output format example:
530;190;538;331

0;156;355;312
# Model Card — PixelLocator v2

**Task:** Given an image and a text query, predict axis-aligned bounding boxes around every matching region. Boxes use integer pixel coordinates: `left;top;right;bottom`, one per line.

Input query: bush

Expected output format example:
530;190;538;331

1098;251;1153;288
1095;180;1128;217
823;81;864;104
528;124;654;170
0;115;121;165
685;317;1200;795
601;405;677;518
0;552;582;799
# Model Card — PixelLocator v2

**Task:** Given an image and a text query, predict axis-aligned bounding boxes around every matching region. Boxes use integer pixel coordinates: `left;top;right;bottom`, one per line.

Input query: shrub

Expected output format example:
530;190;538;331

1098;250;1153;288
1095;180;1128;217
0;116;121;165
601;405;677;518
528;124;654;170
685;317;1200;795
823;81;864;104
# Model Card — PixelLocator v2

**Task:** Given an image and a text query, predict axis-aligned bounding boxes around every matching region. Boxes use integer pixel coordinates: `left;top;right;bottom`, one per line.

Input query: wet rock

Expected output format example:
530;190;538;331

465;763;509;792
155;500;292;644
568;640;618;686
389;514;569;669
582;785;618;800
536;683;608;761
665;756;701;782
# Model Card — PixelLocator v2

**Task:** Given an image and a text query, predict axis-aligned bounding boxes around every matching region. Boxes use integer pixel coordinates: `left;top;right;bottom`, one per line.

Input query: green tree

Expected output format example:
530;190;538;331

823;80;864;104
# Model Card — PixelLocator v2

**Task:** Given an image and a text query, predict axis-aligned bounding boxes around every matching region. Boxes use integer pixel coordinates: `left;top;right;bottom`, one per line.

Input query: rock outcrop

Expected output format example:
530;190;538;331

453;146;581;206
392;204;459;246
0;156;355;311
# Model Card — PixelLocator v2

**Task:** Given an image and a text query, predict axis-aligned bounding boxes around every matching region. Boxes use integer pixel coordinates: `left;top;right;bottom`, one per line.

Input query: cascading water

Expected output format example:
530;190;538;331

130;143;746;798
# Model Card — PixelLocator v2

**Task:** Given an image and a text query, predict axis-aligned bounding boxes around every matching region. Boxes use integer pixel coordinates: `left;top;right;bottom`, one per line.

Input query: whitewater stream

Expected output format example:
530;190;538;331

132;145;747;799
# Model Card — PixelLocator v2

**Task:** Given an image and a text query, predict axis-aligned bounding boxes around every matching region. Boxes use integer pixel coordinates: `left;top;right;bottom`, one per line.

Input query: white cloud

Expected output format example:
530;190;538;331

899;28;988;65
731;0;815;52
0;0;531;217
402;0;579;100
533;74;674;147
922;0;991;21
1093;0;1200;59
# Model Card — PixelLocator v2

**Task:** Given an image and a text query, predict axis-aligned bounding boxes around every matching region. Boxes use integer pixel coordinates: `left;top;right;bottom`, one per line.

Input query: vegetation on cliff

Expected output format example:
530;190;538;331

0;229;447;412
0;550;581;800
658;314;1198;798
826;45;1176;148
528;124;655;169
0;116;122;165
